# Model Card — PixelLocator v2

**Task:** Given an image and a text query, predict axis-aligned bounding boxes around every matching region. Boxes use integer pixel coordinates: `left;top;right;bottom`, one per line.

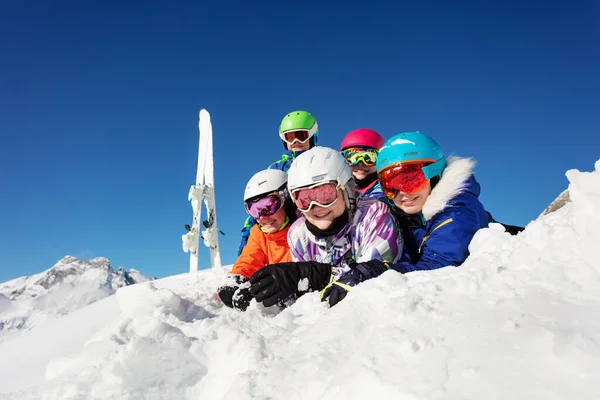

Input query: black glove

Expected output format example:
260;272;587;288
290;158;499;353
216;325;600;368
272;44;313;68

249;262;332;307
217;275;253;311
320;282;350;307
320;259;389;307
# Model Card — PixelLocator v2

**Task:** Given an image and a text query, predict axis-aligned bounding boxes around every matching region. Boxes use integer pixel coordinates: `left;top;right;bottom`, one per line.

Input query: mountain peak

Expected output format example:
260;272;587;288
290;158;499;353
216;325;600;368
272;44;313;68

0;256;150;343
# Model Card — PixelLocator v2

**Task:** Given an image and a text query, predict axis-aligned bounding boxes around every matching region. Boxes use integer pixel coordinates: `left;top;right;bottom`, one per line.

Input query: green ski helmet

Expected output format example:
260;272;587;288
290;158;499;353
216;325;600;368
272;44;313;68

278;110;319;150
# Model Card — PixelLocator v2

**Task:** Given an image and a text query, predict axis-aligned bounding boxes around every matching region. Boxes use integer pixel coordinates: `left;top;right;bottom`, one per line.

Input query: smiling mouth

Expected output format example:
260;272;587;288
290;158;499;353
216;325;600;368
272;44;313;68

313;210;331;218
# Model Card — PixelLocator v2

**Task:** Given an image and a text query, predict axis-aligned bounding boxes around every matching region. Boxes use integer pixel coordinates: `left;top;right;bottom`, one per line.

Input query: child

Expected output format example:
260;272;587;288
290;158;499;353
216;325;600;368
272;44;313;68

340;128;385;200
248;147;403;307
218;169;297;311
376;131;523;272
237;110;319;255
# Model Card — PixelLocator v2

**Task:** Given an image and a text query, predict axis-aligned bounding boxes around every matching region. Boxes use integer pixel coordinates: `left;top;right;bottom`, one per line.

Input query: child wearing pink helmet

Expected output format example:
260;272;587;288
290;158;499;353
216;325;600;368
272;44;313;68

340;128;386;200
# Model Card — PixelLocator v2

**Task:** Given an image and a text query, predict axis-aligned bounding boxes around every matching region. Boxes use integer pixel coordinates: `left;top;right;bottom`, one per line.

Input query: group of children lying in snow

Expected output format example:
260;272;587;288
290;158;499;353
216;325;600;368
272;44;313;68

217;110;524;311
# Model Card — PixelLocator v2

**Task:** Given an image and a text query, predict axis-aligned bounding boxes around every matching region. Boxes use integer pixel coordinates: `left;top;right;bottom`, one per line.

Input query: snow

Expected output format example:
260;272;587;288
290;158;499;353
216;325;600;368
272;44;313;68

297;277;309;292
126;268;150;283
0;293;120;397
0;294;10;314
0;256;149;344
0;160;599;399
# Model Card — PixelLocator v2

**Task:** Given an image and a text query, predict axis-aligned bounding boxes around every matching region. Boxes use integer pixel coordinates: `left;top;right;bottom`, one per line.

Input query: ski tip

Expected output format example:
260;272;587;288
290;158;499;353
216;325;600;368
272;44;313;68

199;109;210;120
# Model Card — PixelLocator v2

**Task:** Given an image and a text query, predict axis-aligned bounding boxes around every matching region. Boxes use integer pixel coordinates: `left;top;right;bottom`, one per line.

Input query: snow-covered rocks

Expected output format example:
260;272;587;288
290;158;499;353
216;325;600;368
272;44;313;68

0;256;149;343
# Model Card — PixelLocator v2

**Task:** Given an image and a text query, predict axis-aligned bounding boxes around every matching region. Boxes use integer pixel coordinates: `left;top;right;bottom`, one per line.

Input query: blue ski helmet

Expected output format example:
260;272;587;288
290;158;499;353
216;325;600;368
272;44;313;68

376;131;447;180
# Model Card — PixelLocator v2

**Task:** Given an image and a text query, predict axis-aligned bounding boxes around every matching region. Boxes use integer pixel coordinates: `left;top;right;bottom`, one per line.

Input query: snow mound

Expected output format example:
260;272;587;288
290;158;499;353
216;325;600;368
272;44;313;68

0;256;149;342
2;160;599;399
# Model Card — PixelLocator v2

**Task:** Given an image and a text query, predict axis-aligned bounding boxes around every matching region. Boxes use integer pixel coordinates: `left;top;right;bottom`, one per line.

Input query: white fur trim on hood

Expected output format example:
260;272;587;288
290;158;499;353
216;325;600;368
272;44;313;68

421;157;476;221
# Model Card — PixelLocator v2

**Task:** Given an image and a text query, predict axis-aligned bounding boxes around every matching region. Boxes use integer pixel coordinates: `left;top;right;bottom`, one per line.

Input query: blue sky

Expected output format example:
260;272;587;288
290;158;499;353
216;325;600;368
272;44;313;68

1;0;599;282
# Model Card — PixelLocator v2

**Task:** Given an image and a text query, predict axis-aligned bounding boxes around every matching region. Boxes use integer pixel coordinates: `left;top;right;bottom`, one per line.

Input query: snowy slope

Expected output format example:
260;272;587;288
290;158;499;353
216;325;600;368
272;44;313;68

0;160;599;400
0;256;149;343
0;275;182;399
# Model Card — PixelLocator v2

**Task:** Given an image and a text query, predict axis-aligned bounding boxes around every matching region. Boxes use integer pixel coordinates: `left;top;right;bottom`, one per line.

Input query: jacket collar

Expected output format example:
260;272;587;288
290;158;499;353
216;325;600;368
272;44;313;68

284;149;307;157
421;157;476;221
264;224;291;241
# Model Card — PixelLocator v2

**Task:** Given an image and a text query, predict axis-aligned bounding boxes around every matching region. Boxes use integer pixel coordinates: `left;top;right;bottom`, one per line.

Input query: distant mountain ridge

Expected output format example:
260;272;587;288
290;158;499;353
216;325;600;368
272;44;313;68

0;256;150;343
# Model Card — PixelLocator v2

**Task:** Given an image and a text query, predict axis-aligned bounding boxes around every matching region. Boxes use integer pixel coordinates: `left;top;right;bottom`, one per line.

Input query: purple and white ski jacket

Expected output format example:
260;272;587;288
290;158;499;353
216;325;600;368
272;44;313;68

287;194;403;278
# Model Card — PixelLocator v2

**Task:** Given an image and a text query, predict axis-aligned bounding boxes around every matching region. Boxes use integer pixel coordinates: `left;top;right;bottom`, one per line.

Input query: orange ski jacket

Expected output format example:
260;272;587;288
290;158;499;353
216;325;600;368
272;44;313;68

230;224;292;279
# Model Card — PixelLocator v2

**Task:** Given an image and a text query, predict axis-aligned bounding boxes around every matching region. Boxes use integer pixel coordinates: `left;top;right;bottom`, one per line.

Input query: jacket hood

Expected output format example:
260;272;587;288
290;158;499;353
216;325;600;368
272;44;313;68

422;157;480;221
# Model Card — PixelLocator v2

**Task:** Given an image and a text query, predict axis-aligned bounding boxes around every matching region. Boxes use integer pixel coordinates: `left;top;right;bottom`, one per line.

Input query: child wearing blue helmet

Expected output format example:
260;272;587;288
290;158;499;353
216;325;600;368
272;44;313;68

372;131;523;272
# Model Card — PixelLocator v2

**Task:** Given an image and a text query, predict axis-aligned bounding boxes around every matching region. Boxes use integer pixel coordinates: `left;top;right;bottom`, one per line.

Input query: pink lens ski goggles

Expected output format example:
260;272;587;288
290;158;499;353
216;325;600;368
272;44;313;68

291;181;341;212
245;193;283;219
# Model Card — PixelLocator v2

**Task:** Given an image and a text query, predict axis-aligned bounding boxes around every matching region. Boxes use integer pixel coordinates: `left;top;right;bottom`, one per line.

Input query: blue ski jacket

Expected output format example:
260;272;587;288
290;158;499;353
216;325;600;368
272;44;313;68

359;180;385;201
388;157;492;273
237;149;307;255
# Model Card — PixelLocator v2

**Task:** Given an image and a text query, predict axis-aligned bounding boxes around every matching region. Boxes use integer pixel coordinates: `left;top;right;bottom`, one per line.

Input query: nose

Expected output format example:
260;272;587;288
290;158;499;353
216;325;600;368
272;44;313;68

257;215;272;223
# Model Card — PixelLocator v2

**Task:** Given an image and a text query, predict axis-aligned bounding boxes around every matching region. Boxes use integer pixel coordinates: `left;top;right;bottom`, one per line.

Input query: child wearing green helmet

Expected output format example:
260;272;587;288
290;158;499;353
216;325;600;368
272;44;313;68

237;110;319;255
277;110;319;154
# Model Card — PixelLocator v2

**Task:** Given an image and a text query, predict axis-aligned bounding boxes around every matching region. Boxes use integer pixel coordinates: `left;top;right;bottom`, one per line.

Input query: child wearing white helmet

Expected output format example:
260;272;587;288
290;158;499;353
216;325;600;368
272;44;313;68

249;146;404;307
217;169;297;311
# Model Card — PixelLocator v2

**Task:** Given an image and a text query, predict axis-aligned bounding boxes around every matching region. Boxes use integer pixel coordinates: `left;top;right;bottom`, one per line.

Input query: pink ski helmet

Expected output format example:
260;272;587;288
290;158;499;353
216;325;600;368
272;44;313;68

340;128;385;151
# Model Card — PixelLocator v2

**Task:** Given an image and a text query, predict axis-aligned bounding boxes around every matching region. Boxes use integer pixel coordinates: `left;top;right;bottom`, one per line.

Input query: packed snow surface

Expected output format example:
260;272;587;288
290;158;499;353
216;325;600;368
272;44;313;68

0;160;599;399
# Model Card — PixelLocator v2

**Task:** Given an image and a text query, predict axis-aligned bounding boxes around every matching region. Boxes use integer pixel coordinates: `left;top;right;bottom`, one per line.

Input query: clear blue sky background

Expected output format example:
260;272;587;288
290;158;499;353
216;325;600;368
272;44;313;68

1;0;599;282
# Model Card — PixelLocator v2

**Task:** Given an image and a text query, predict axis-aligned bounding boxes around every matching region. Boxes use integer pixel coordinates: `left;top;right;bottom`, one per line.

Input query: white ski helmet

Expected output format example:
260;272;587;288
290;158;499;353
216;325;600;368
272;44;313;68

244;169;288;201
287;146;356;209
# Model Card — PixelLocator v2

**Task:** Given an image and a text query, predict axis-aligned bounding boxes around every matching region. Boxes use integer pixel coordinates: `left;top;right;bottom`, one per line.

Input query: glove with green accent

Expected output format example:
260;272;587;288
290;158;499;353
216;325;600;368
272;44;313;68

320;260;390;307
320;281;353;307
249;261;333;308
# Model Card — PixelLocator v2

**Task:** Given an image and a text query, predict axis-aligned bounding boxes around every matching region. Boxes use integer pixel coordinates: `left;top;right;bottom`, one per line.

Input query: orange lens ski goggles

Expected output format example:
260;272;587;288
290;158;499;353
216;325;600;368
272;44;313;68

378;163;429;198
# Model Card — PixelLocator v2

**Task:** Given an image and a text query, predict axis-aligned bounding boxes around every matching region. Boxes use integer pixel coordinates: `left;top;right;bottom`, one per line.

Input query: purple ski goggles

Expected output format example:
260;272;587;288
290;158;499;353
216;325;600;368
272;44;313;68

244;193;284;219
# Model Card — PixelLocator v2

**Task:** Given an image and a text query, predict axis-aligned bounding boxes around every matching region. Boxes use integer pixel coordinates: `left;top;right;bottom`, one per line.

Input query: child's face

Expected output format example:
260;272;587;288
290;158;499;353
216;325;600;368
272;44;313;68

302;189;346;231
350;163;377;180
257;206;287;234
393;182;432;214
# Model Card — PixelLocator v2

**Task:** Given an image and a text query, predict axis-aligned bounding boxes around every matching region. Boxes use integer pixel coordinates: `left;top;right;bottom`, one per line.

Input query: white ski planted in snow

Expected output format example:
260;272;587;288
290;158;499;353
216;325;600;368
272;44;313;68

182;109;222;280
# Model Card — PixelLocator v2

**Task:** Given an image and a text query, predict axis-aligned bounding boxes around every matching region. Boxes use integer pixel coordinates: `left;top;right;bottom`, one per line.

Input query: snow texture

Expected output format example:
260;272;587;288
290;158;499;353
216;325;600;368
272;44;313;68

297;278;309;292
0;160;599;399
